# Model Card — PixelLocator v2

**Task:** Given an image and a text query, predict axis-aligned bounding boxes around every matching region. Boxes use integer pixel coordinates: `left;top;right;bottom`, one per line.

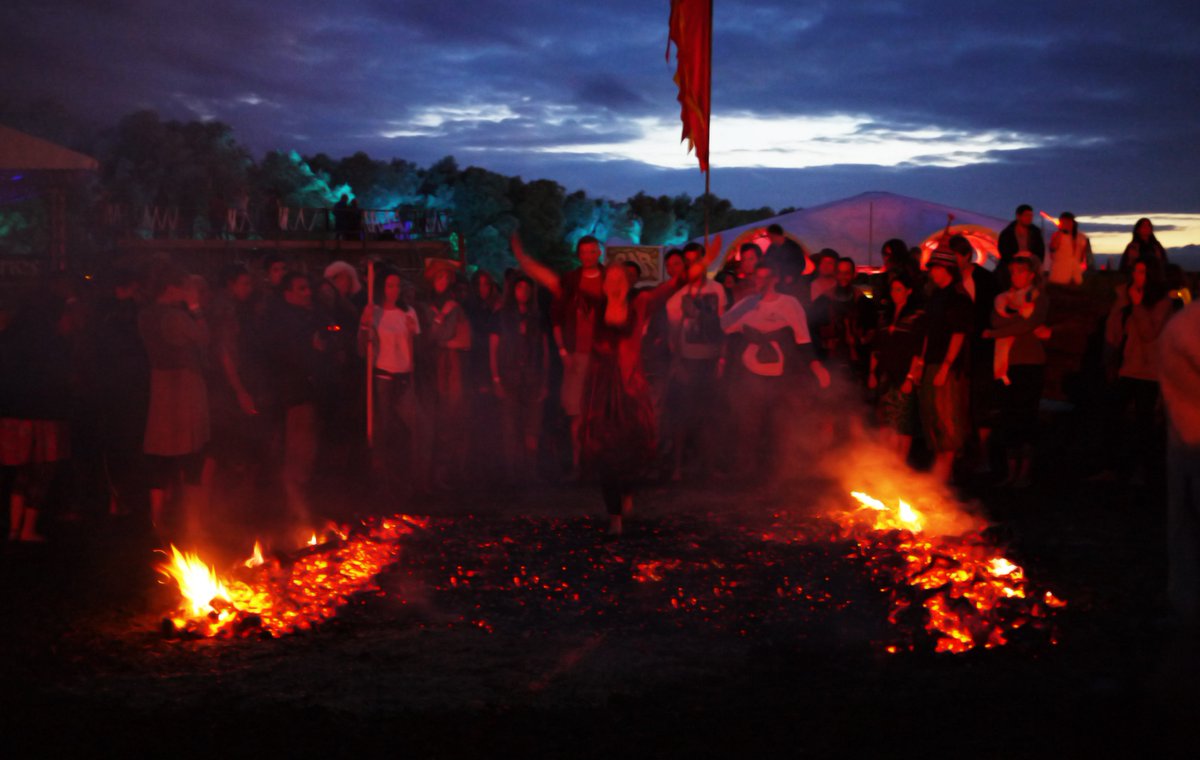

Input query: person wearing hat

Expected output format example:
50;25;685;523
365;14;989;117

915;248;974;484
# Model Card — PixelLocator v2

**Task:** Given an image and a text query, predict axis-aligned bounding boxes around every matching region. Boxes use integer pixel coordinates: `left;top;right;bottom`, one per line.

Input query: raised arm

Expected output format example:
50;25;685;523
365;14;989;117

721;294;760;333
511;232;562;299
638;270;686;315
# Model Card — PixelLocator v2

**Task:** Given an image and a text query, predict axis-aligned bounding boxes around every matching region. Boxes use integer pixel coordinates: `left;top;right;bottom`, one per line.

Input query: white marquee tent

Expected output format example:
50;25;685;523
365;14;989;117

700;191;1011;270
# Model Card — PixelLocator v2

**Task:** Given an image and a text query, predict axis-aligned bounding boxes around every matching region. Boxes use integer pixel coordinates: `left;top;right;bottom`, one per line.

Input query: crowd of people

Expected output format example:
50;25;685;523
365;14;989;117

0;209;1192;543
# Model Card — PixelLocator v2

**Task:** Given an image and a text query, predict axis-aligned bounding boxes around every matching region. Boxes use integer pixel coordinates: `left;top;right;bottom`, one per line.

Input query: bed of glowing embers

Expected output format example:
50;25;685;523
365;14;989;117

159;489;1066;656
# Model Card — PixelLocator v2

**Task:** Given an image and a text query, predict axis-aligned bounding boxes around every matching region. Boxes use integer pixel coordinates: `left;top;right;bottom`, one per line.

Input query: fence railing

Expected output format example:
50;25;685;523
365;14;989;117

102;203;455;242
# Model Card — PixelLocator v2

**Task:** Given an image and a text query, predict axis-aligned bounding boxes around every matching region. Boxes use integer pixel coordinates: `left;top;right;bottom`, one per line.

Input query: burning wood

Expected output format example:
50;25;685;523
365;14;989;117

158;517;420;638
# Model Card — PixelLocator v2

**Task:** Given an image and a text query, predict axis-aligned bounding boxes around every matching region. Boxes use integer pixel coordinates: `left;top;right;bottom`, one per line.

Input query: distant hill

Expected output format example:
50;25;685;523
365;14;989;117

1095;245;1200;272
1168;245;1200;271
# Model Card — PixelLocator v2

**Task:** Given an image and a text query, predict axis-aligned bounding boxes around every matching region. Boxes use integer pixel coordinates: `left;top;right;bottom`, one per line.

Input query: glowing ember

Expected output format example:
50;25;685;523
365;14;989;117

988;557;1019;577
159;518;417;638
633;559;681;583
1043;591;1067;608
1039;211;1061;227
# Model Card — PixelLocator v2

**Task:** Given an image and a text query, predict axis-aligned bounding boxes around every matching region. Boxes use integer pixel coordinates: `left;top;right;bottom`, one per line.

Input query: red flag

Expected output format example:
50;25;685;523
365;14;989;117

667;0;712;174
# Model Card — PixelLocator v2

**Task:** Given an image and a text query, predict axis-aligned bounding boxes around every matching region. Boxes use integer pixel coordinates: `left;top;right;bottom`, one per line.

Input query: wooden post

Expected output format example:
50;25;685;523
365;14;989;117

365;258;375;449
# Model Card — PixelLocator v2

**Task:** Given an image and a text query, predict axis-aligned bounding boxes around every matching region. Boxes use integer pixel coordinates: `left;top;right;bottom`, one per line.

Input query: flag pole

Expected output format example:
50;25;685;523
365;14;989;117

703;0;713;256
365;257;375;449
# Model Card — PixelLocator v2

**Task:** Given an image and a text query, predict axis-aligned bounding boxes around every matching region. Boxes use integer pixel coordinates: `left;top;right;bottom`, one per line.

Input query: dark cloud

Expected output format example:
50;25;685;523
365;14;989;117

1;0;1197;222
573;75;650;110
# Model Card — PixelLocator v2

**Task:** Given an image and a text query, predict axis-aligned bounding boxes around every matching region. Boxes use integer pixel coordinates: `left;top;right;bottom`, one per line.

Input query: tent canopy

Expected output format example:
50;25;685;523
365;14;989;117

0;125;99;172
701;191;1009;270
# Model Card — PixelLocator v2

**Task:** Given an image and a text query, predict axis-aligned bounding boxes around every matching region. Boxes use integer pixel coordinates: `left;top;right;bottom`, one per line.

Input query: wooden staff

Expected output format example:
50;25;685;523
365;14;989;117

365;257;375;448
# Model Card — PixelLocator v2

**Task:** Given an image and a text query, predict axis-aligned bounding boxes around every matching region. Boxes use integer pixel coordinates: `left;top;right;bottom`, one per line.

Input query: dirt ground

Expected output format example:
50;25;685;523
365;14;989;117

1;417;1197;759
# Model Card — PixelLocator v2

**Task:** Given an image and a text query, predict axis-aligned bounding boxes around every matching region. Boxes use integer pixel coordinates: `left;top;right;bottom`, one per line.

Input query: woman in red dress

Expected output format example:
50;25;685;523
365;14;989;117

514;233;697;536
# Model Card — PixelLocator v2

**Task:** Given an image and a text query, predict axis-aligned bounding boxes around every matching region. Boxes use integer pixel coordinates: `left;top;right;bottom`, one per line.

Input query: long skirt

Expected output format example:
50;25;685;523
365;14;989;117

578;354;658;487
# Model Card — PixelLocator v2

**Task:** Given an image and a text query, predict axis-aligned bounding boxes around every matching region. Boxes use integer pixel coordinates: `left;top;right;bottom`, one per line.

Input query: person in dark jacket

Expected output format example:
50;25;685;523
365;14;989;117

916;249;974;484
262;272;327;524
997;204;1045;287
762;223;810;301
869;272;926;461
1118;217;1169;274
93;268;150;518
489;275;550;483
464;271;503;482
949;234;1000;475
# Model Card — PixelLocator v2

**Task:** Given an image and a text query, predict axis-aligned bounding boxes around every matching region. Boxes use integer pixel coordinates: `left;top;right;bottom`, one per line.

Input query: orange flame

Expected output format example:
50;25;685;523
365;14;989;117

1039;211;1061;227
850;491;923;532
159;545;232;618
159;519;415;638
244;541;264;569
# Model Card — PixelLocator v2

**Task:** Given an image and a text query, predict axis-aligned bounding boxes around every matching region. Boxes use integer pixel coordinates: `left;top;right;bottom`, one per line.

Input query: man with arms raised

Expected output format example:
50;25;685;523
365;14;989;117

721;260;830;480
549;236;605;479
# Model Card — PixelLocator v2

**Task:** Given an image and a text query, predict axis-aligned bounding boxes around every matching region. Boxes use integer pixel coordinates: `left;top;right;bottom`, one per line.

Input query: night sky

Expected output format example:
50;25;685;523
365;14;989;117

3;0;1198;250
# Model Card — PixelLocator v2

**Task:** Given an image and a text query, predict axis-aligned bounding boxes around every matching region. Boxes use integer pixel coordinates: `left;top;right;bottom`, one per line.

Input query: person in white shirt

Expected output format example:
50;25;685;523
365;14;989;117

721;260;830;479
360;268;422;499
1047;212;1092;286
